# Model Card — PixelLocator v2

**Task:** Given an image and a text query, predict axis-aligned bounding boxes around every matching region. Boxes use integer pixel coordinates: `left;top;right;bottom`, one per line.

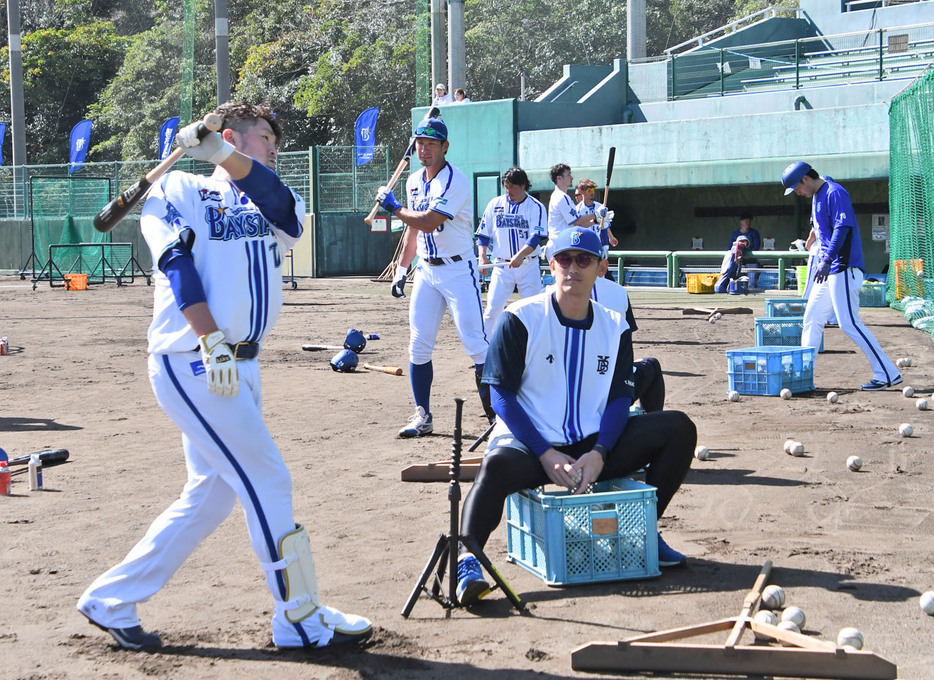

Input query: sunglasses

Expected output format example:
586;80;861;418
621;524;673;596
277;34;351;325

554;252;596;269
415;126;443;139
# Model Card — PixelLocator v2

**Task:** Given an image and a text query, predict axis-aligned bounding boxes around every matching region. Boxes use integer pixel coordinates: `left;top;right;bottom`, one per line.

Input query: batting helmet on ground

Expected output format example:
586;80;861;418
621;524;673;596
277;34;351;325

330;349;358;372
344;328;366;353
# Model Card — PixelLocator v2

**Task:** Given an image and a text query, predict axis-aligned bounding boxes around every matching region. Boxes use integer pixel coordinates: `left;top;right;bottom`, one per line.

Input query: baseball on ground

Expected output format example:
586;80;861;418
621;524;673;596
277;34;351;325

753;610;777;640
709;316;717;324
827;391;839;404
788;441;805;457
694;445;710;461
714;312;722;320
781;606;806;629
728;390;740;402
761;585;785;610
847;455;863;471
777;620;801;644
921;591;934;616
896;357;912;368
899;423;913;437
917;398;929;411
837;627;864;650
783;439;796;454
780;388;792;400
903;385;915;398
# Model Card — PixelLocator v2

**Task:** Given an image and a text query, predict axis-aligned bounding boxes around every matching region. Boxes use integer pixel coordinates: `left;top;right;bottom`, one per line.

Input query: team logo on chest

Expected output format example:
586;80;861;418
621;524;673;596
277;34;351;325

596;355;610;375
207;205;270;241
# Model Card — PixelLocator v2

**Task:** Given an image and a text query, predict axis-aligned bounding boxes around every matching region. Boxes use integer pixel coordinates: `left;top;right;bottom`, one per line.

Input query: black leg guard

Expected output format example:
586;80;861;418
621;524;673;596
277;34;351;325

475;368;496;423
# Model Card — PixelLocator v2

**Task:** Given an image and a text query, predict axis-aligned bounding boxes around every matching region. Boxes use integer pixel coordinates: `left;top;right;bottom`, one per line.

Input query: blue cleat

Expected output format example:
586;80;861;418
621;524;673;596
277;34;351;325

456;554;490;606
657;534;688;568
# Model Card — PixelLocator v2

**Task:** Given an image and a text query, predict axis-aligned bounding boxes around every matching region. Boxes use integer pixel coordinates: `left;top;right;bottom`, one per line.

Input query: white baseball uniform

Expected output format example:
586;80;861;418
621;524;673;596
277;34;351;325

576;199;613;257
406;161;487;365
477;193;546;336
547;187;580;243
78;169;318;643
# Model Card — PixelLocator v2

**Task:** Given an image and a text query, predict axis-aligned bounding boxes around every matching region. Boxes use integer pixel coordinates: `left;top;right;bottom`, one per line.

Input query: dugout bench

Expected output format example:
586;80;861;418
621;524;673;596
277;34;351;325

31;242;151;290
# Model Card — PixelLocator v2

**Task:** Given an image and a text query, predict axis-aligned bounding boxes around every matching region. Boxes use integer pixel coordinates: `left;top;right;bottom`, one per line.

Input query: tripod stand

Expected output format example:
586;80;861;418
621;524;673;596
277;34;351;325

401;398;524;617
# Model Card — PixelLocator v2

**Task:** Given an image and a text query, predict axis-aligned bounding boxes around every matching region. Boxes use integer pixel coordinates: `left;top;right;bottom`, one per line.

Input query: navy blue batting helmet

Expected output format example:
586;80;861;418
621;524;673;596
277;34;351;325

344;328;366;353
782;161;811;195
330;349;358;372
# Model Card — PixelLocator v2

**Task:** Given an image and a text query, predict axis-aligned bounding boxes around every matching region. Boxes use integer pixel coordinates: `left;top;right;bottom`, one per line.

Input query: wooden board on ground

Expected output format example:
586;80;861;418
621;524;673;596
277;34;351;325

571;560;898;679
682;306;753;315
401;457;483;482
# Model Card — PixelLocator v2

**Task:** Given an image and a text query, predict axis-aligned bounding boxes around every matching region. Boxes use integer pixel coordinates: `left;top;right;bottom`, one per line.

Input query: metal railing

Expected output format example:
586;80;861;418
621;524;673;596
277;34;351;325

665;7;802;56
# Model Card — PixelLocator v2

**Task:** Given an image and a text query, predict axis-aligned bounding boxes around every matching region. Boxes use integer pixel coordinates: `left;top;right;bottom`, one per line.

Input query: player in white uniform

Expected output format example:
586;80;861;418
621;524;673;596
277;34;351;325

376;118;492;434
77;103;371;651
782;161;900;390
547;163;598;243
453;229;696;605
476;166;546;337
575;178;618;264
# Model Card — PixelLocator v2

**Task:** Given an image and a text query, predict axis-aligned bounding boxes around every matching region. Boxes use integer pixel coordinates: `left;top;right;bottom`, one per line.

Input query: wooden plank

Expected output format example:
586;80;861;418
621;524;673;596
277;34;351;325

571;642;897;679
625;618;735;643
401;459;483;482
682;307;753;315
724;560;771;649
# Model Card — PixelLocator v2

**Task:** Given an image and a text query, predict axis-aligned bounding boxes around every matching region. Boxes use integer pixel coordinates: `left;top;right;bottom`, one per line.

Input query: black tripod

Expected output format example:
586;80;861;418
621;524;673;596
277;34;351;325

401;398;524;617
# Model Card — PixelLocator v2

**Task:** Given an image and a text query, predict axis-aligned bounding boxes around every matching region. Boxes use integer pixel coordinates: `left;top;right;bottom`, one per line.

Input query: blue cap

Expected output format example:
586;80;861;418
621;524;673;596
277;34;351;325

782;161;811;195
414;118;447;142
550;228;604;260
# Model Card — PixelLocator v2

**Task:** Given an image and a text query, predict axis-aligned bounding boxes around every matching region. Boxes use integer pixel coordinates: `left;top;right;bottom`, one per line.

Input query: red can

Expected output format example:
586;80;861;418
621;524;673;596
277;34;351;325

0;462;10;495
0;337;7;356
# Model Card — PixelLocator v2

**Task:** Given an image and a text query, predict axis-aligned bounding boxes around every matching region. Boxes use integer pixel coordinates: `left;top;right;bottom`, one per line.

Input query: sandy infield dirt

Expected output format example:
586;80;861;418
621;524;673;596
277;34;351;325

1;275;932;679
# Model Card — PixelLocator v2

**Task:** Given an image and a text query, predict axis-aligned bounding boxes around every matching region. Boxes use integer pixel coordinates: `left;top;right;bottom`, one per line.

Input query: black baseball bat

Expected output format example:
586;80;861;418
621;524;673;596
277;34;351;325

93;113;223;233
598;146;616;231
8;448;70;467
364;106;441;226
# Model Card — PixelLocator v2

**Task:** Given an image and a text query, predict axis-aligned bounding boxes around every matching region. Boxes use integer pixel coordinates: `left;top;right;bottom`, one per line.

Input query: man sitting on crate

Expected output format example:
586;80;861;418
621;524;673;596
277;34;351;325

454;228;697;606
714;234;751;293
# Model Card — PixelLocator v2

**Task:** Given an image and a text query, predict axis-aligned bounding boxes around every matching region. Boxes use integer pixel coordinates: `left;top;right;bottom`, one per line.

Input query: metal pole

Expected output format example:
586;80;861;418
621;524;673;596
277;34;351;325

214;0;231;105
7;0;27;215
447;0;466;92
431;0;445;94
520;73;526;101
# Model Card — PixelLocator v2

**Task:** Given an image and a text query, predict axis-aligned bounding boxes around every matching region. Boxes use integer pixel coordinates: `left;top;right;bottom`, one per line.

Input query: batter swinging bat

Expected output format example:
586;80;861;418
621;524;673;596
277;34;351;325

93;113;224;233
597;146;616;231
302;344;344;352
363;106;441;226
363;363;403;376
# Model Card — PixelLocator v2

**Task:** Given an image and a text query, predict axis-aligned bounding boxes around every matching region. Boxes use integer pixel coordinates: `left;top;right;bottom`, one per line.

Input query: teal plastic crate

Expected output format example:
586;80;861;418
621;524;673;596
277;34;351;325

765;298;808;317
859;282;887;307
755;316;824;352
505;478;660;586
727;346;816;395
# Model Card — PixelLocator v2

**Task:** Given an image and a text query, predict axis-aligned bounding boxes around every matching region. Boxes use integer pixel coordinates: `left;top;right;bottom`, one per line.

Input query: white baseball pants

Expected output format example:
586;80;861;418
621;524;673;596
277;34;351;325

483;259;543;337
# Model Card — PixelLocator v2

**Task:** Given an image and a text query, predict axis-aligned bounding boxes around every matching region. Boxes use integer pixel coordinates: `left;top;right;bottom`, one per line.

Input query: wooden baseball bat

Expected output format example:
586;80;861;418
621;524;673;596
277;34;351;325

363;106;441;226
7;448;70;467
363;363;403;376
93;113;223;233
597;146;616;231
302;344;344;352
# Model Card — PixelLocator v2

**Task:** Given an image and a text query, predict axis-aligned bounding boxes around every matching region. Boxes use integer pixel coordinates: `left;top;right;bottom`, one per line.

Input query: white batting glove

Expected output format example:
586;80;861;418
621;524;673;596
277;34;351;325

177;123;235;165
596;206;609;220
199;330;239;398
391;264;407;298
375;186;391;204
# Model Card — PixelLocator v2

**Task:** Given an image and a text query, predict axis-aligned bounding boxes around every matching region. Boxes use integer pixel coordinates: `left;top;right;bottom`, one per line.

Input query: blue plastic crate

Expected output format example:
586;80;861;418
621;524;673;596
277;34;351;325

765;298;808;317
505;478;660;586
755;316;824;352
726;346;816;395
752;270;796;290
859;282;887;307
623;267;667;287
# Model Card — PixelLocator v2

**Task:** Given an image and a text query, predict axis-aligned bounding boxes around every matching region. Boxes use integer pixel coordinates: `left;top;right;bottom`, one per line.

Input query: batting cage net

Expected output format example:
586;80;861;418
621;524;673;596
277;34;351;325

315;146;395;213
888;65;934;335
29;177;112;282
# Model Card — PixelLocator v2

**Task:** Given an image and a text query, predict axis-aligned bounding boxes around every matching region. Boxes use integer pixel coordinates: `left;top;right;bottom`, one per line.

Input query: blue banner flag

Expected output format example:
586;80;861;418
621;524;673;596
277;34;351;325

69;119;93;174
159;116;180;160
354;107;379;166
0;123;6;166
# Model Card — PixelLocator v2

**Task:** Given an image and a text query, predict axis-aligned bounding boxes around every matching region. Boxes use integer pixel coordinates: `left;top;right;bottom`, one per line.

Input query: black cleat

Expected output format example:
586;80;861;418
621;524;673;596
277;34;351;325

82;613;162;652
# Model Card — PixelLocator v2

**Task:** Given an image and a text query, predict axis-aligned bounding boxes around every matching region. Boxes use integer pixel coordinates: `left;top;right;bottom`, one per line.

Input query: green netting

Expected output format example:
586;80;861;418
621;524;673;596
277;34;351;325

888;65;934;335
315;146;394;212
30;177;111;275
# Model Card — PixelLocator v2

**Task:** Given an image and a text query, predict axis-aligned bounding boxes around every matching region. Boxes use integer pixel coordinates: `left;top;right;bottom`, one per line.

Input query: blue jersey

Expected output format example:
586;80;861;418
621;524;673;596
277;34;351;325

728;227;760;251
811;179;864;272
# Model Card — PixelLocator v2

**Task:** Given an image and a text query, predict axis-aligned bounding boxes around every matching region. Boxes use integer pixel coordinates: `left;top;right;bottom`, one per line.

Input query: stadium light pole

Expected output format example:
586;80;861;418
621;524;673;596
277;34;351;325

447;0;466;92
215;0;231;105
431;0;445;93
6;0;27;213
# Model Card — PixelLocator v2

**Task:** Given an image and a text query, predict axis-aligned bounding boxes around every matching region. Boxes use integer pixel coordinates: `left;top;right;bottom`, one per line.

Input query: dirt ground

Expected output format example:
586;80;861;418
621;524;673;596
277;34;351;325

1;274;932;680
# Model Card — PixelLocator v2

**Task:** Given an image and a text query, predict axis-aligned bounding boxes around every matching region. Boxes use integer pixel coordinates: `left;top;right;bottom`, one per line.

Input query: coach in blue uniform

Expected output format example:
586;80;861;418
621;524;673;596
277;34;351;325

453;229;696;606
782;161;900;390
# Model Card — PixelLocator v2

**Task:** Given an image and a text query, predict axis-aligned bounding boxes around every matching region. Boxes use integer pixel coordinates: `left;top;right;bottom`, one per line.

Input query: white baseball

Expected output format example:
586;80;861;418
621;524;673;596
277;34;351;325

781;606;806;629
753;610;777;640
903;385;915;398
694;445;710;461
761;585;785;610
714;312;722;320
897;357;912;368
780;388;792;400
827;391;839;404
847;455;863;471
921;591;934;615
917;398;929;411
728;390;740;402
789;441;805;457
709;316;717;324
777;620;800;644
837;627;864;650
783;439;796;454
899;423;913;437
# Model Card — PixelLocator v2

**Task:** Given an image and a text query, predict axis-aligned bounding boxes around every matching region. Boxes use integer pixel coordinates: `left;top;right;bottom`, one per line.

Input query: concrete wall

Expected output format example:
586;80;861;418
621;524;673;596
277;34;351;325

802;0;934;41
